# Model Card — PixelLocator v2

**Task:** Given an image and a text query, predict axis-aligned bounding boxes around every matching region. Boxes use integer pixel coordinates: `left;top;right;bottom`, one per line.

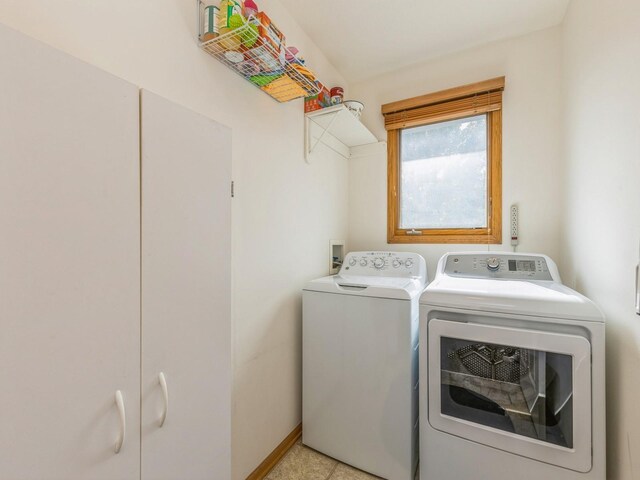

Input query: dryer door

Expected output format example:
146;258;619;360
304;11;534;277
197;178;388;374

428;319;591;472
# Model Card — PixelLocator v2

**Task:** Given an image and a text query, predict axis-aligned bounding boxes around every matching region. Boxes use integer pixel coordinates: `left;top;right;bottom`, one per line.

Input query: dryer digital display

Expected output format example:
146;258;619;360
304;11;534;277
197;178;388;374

508;260;536;272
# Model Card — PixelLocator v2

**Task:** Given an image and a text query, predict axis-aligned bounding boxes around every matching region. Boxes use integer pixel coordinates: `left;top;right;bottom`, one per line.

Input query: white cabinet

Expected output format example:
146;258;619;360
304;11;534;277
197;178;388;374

0;24;141;480
140;91;231;479
0;26;231;480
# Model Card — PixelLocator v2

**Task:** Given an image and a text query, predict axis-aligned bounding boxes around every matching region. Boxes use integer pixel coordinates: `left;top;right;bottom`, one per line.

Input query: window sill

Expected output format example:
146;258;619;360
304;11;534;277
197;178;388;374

387;230;502;244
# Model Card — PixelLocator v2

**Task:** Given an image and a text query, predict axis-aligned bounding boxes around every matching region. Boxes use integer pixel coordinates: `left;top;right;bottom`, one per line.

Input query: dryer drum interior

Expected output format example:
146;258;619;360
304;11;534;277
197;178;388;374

440;337;574;448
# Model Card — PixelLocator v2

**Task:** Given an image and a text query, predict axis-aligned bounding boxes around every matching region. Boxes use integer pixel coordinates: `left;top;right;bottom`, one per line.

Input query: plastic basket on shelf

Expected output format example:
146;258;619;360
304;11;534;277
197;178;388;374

199;14;322;103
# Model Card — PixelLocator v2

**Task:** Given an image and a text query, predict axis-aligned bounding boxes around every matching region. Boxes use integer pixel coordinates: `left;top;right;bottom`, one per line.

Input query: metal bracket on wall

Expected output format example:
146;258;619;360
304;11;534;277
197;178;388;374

305;112;342;161
304;104;379;163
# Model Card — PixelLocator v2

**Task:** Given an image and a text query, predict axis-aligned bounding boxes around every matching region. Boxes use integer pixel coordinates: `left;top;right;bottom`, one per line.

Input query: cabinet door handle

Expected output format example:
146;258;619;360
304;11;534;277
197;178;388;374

158;372;169;428
114;390;126;454
636;264;640;315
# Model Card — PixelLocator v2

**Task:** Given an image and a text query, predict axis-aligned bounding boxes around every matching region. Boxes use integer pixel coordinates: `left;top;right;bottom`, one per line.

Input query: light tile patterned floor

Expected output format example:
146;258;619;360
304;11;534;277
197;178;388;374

265;440;418;480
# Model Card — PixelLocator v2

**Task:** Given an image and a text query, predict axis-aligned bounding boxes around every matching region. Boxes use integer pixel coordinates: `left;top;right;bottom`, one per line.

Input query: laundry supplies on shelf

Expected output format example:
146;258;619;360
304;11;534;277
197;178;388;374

198;1;322;103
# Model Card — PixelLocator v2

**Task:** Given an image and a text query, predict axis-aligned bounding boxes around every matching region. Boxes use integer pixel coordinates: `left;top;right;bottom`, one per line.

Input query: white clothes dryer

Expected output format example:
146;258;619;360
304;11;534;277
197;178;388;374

303;251;427;480
419;252;605;480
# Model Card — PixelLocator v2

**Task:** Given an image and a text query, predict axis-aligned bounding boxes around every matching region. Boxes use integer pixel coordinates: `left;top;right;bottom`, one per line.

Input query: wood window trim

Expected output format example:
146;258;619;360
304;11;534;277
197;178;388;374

384;78;503;244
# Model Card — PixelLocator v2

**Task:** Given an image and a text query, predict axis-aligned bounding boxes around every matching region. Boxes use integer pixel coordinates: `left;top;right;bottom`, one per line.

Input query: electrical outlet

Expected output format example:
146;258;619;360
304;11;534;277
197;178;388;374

510;205;519;247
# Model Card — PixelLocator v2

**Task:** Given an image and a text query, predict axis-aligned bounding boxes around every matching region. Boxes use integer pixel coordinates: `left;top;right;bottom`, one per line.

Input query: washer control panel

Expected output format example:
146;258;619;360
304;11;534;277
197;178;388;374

341;251;427;283
444;253;553;280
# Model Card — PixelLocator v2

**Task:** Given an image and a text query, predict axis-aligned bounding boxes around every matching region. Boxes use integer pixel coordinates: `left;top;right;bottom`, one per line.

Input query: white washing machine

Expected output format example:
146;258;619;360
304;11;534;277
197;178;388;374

303;251;427;480
419;252;605;480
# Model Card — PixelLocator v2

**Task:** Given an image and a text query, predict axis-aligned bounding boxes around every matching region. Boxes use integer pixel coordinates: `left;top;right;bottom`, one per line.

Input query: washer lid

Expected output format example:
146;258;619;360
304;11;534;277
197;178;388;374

304;275;424;300
420;276;604;322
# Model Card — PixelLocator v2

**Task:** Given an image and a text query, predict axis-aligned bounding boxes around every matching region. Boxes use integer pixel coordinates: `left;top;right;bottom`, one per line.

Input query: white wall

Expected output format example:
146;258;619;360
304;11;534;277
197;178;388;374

561;1;640;478
348;27;564;278
0;2;348;478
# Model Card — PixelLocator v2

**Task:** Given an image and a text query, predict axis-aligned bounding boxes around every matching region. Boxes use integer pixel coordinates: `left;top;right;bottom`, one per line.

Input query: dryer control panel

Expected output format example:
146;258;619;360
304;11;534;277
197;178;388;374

340;251;427;284
443;253;556;281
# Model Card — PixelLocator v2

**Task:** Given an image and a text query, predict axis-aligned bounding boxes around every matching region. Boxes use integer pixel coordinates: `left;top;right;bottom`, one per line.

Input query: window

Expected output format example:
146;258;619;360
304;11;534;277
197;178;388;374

383;77;504;244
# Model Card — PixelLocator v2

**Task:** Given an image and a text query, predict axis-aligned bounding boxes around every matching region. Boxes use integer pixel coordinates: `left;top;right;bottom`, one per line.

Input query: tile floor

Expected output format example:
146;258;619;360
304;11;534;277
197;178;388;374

265;440;418;480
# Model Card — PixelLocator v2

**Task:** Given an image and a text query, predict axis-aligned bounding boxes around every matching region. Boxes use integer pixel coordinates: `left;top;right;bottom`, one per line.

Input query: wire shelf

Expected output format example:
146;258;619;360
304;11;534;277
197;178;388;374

199;11;321;103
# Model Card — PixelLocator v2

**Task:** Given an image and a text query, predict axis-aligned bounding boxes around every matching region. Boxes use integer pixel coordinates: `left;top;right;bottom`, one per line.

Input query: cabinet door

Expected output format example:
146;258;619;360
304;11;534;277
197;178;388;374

0;25;141;480
140;90;231;480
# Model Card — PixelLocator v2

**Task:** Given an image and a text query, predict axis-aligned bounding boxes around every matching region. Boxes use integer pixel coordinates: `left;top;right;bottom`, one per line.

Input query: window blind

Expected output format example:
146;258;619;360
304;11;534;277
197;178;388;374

381;77;505;131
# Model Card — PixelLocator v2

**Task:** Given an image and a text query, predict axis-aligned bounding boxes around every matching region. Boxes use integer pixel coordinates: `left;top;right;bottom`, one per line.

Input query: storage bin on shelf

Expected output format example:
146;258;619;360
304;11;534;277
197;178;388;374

199;12;322;102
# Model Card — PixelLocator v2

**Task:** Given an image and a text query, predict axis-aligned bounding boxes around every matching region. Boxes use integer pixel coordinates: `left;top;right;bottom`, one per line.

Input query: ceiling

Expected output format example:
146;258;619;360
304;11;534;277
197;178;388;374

279;0;570;83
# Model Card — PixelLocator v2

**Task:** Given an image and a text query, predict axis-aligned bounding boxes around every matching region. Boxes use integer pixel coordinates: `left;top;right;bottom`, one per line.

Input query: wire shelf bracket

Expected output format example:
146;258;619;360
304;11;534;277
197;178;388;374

304;104;380;163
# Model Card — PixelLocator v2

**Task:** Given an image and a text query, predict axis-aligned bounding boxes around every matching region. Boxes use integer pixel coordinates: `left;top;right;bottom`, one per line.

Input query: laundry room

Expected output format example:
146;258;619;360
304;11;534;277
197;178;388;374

0;1;638;480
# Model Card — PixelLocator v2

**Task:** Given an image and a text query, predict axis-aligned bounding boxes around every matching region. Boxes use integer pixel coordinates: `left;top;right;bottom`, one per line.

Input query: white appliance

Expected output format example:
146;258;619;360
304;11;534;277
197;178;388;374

419;252;605;480
303;251;427;480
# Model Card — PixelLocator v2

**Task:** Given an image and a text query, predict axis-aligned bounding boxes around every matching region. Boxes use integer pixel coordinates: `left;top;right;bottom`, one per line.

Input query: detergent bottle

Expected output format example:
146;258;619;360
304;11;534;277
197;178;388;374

217;0;244;50
244;0;259;17
218;0;243;31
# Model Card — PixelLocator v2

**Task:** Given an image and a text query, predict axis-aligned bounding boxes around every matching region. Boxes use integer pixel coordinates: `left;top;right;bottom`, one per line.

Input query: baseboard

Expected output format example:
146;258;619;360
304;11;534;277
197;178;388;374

246;423;302;480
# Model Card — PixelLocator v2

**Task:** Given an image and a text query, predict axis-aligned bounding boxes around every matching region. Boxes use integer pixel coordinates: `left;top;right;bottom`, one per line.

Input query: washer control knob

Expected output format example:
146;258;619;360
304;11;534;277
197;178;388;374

373;258;385;269
349;257;357;267
405;259;414;268
487;257;500;271
360;259;368;267
392;259;401;268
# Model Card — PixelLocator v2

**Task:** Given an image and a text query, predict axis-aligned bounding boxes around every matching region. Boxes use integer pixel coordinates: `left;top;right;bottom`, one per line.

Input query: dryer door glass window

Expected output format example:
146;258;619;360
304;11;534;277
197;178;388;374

440;336;573;448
